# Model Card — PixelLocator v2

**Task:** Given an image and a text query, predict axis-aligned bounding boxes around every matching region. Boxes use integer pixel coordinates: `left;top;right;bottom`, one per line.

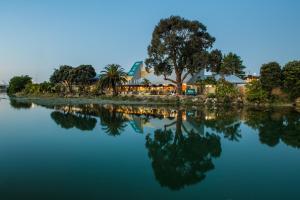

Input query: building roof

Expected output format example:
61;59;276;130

126;61;245;85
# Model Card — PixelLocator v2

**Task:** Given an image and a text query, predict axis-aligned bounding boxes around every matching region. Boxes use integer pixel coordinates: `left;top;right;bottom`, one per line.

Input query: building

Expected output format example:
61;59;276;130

0;82;7;92
122;61;245;95
245;74;259;83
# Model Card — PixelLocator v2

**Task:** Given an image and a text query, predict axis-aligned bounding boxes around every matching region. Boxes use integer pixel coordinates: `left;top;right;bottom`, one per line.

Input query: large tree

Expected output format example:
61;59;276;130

219;52;246;79
50;65;73;91
69;65;96;92
282;61;300;99
7;75;32;95
260;62;282;93
145;16;215;94
209;49;223;73
50;65;96;93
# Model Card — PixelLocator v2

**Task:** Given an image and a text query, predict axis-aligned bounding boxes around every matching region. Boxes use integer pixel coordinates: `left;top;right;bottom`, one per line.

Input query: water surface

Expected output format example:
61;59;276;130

0;94;299;200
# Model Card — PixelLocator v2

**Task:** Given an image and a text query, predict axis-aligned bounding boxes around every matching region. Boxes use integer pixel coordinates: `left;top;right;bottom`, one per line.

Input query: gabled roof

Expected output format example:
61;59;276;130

214;74;245;84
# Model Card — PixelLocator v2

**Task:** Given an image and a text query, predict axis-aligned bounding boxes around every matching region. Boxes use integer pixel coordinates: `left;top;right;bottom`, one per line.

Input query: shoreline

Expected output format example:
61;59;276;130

10;94;296;108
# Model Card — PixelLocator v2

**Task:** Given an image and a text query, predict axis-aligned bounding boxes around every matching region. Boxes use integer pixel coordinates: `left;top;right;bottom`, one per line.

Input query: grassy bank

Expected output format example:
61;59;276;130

11;92;296;108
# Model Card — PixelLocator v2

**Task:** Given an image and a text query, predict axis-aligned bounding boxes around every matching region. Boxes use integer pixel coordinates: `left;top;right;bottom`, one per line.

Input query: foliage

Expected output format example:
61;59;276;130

50;65;96;94
282;60;300;99
145;16;215;94
215;79;239;102
209;49;223;73
50;65;73;84
260;62;282;93
202;77;217;85
141;78;151;86
22;82;55;94
68;65;96;86
98;64;127;96
245;80;268;103
7;75;32;95
219;52;246;79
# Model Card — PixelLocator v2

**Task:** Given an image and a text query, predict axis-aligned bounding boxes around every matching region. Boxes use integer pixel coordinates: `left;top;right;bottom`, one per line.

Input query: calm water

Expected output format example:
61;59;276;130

0;93;300;200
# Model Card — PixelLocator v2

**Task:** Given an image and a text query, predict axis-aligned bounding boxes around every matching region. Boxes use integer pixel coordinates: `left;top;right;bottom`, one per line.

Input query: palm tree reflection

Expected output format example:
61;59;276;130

98;106;128;136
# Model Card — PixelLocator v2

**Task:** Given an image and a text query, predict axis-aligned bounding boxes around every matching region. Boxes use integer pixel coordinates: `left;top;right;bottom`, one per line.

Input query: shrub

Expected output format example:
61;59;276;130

245;80;268;103
23;83;41;94
207;93;216;98
215;80;239;101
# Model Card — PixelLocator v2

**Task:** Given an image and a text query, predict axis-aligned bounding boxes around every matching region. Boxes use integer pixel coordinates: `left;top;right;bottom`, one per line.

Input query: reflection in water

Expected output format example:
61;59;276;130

245;108;300;148
10;99;33;109
98;106;128;136
8;98;300;192
204;108;242;141
50;111;97;131
145;110;221;190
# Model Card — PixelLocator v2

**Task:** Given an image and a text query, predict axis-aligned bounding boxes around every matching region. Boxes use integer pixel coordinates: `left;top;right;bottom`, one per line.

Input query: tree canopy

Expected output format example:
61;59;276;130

145;16;215;94
282;61;300;99
7;75;32;95
219;52;246;78
98;64;127;96
69;65;96;86
260;62;282;93
50;65;73;84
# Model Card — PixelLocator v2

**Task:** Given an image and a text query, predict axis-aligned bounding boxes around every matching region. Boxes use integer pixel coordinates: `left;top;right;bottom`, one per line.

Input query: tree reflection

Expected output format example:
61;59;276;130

145;110;221;190
9;99;32;109
50;111;97;131
203;108;242;142
245;108;300;148
98;106;128;136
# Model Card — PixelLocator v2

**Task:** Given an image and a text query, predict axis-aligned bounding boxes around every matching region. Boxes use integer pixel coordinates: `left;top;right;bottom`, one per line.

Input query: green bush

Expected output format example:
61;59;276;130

245;80;268;103
23;81;55;95
23;83;41;94
207;93;216;98
7;75;32;95
215;80;239;101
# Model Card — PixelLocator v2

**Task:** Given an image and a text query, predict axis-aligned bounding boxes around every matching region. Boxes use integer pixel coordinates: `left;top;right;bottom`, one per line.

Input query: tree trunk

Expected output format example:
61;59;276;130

175;110;184;143
176;74;183;95
176;82;183;95
112;87;118;96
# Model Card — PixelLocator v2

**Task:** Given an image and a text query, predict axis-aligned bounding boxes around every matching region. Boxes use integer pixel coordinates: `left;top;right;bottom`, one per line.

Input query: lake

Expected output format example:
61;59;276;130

0;93;299;200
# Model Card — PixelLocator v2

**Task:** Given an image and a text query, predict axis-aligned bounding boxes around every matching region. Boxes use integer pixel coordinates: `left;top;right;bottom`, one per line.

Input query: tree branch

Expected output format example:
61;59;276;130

181;72;190;82
163;74;177;84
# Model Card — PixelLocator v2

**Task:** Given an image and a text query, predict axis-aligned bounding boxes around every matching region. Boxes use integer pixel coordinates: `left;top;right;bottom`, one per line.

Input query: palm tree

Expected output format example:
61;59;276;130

98;64;127;96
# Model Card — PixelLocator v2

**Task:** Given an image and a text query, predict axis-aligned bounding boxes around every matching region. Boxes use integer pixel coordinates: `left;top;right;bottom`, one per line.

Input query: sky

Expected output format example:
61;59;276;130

0;0;299;83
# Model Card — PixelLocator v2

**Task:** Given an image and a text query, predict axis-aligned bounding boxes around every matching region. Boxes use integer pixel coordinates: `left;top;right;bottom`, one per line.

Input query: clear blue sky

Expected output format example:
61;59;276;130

0;0;299;83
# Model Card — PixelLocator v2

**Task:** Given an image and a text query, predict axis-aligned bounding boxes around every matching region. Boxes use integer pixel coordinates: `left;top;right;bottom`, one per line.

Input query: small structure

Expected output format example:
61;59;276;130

245;74;259;83
0;82;8;93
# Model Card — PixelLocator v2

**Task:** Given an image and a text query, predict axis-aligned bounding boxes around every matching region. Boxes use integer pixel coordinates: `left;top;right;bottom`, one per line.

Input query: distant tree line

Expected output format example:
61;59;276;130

246;61;300;103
